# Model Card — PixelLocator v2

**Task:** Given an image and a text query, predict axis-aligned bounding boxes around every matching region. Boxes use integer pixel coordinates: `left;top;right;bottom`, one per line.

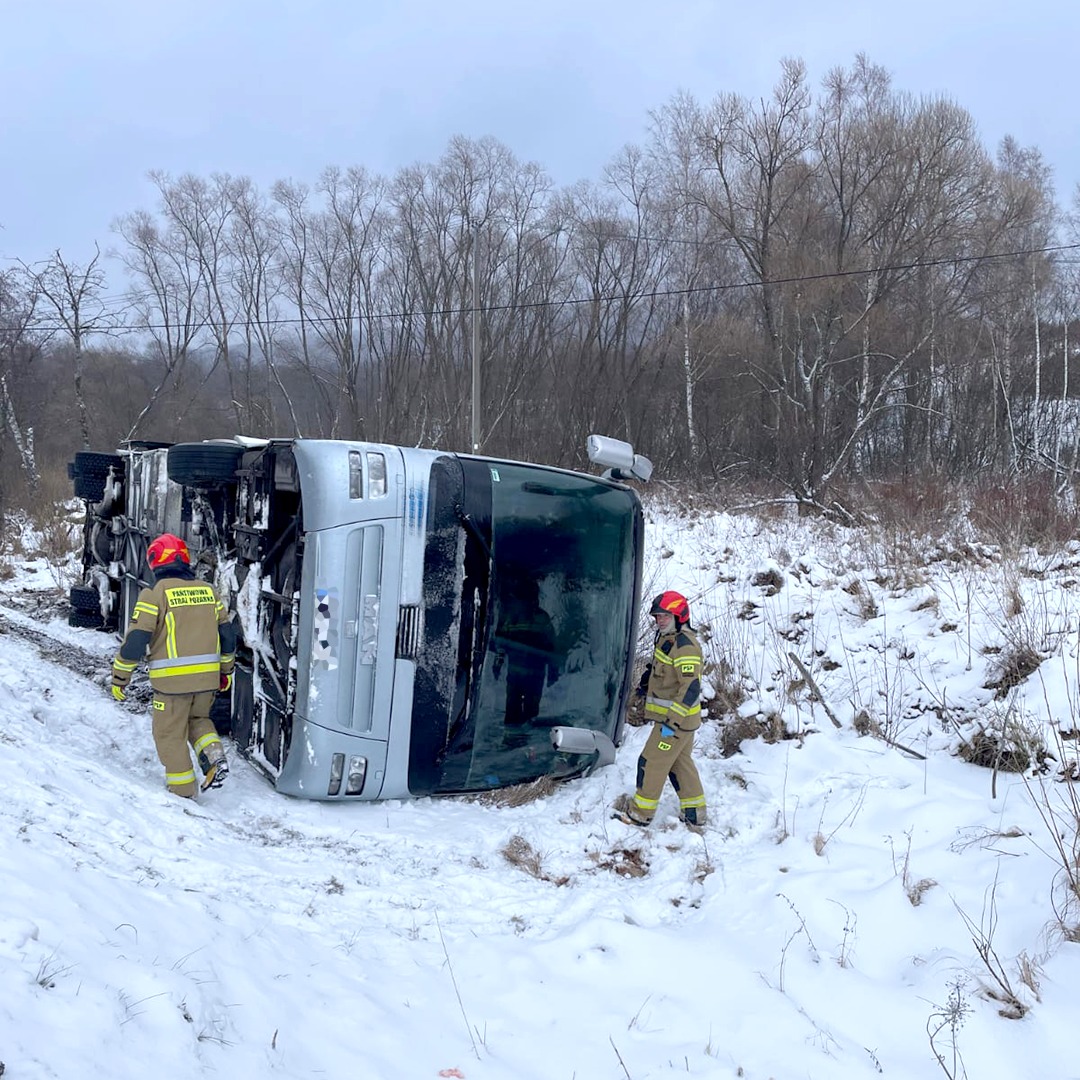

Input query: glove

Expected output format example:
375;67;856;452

111;683;126;702
219;672;233;692
635;664;651;698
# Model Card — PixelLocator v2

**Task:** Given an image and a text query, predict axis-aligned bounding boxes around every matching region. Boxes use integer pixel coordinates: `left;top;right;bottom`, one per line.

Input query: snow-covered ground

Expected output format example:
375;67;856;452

2;501;1079;1080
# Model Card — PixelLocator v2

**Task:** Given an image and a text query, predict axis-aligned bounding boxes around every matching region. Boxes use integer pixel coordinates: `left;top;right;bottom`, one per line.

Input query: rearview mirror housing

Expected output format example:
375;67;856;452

550;725;617;768
586;435;652;482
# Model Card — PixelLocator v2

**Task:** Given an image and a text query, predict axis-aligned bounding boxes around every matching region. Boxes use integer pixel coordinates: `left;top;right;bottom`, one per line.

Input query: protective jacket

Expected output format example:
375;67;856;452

643;625;703;731
112;562;236;695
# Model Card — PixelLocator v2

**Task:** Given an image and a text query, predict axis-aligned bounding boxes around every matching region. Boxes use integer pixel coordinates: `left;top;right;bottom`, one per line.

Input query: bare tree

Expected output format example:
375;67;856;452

72;62;1074;501
670;57;1013;509
26;245;117;449
149;171;249;429
114;206;208;439
0;269;43;501
226;177;300;435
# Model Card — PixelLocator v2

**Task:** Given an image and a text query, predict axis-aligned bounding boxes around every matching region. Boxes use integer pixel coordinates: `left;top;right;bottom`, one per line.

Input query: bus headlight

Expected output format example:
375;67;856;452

328;753;345;796
346;755;367;795
348;451;363;498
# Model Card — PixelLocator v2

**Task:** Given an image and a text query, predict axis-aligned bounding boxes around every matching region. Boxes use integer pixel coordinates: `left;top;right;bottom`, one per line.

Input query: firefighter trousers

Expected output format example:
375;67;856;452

632;721;706;823
151;690;222;798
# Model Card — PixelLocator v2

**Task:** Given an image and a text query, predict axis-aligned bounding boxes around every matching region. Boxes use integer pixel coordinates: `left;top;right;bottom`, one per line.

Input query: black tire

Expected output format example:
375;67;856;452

68;608;105;629
71;451;122;502
69;584;101;613
210;691;233;737
167;443;243;486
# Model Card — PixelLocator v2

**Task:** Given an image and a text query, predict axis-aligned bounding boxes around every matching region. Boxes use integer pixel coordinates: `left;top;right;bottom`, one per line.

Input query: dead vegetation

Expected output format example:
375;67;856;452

476;776;558;808
750;567;784;596
718;714;791;758
500;835;571;885
982;644;1043;699
588;845;649;879
956;725;1047;775
890;832;938;907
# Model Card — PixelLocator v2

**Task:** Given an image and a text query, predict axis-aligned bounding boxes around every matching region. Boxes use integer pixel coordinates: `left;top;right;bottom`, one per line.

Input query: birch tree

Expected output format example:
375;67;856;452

0;269;43;500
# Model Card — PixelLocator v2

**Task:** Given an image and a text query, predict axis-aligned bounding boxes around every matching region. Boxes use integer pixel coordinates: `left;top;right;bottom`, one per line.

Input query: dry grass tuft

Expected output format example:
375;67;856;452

906;876;938;907
478;775;558;807
1016;951;1042;1003
967;474;1080;551
501;835;544;877
957;726;1045;774
719;714;788;758
500;835;570;885
750;567;784;596
891;831;938;906
624;693;649;727
983;645;1042;699
707;657;747;716
589;846;649;879
843;578;880;620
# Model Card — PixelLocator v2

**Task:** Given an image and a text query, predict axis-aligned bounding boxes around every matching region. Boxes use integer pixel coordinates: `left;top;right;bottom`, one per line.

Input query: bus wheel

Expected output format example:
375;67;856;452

166;443;244;486
69;452;122;502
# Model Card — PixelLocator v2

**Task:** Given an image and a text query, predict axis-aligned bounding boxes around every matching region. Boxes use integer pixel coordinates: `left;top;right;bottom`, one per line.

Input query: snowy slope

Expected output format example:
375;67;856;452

2;506;1079;1080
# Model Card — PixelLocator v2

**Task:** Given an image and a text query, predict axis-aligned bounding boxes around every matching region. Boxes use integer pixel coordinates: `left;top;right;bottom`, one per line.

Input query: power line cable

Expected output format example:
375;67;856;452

3;241;1078;337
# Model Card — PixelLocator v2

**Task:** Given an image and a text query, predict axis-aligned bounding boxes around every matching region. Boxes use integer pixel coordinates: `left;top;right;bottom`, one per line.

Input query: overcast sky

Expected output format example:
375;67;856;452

2;0;1077;269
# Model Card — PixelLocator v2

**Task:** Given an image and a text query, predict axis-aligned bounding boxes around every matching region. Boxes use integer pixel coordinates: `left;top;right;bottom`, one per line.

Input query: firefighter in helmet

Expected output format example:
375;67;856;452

110;533;237;798
614;590;707;828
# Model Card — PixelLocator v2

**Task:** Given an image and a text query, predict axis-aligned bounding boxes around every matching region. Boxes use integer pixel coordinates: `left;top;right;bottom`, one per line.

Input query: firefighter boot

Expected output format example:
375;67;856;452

199;743;230;791
611;792;651;828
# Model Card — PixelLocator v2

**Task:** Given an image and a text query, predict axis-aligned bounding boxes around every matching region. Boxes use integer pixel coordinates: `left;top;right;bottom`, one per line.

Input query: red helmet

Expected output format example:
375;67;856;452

147;533;190;569
650;590;689;624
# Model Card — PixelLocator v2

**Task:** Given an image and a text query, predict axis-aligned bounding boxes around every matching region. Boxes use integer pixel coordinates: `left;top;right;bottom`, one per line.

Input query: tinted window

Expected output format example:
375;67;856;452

410;458;641;795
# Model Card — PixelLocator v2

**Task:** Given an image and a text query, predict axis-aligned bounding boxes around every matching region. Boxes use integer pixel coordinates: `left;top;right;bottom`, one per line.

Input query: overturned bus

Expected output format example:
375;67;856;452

68;436;651;801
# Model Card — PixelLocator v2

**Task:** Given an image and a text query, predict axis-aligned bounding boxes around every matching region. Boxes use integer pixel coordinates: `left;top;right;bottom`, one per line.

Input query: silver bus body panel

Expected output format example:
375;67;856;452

72;435;644;802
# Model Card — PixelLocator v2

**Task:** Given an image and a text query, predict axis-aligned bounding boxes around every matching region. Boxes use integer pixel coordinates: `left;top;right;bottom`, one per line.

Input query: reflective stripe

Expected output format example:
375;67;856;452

149;653;221;670
633;793;660;810
133;601;158;618
653;648;675;667
193;733;221;755
670;702;701;719
646;695;674;709
679;794;707;809
165;610;178;658
165;769;197;786
150;662;221;679
112;658;138;673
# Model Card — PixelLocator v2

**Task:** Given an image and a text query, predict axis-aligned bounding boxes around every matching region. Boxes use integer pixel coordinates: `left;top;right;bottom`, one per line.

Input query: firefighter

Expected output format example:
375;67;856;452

110;533;237;799
613;590;707;828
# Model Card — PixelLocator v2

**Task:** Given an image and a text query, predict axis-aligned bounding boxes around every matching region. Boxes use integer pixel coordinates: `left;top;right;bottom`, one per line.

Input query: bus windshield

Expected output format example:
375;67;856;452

411;458;642;795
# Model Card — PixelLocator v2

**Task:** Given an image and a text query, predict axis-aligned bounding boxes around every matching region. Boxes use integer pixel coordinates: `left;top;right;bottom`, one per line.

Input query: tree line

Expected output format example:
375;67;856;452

2;56;1079;520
